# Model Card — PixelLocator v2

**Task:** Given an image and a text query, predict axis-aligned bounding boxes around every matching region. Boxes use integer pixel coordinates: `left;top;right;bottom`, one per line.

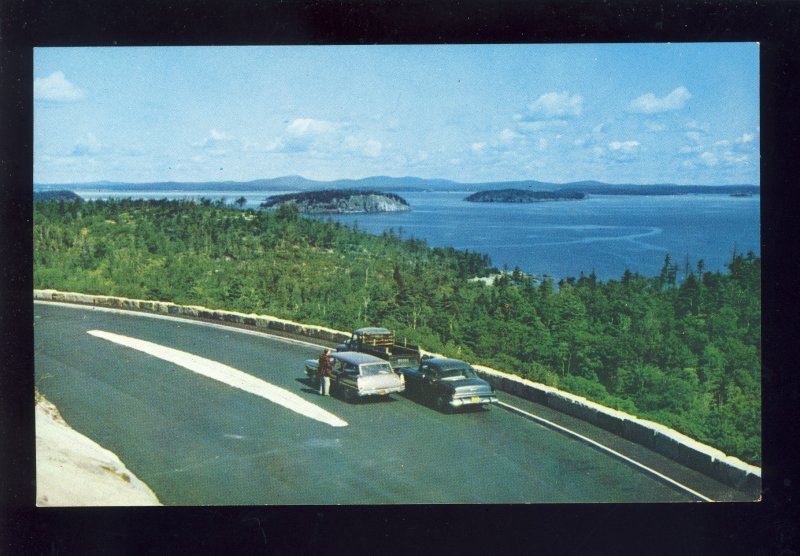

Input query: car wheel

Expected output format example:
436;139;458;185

435;396;450;413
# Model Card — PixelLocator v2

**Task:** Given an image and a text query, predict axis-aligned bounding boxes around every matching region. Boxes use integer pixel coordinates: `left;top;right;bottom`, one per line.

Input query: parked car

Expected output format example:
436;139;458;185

399;357;497;412
335;327;421;371
305;351;405;402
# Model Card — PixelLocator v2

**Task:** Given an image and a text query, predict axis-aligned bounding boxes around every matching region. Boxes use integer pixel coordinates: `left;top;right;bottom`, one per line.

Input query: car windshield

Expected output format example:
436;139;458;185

360;363;394;376
439;366;477;380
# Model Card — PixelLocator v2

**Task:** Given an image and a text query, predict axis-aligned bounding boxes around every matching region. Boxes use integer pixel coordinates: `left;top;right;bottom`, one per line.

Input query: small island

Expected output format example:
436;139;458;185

464;189;586;203
260;189;411;214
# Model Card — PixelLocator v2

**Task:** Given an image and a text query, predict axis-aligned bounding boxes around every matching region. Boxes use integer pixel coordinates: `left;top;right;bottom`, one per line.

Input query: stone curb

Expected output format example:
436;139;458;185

472;364;760;497
34;289;761;498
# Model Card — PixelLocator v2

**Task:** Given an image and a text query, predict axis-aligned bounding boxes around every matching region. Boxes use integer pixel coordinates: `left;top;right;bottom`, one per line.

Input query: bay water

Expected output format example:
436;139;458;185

324;191;760;282
70;188;760;282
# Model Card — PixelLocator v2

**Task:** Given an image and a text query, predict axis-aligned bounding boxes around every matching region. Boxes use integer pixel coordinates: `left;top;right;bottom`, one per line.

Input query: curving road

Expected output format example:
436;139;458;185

34;302;722;504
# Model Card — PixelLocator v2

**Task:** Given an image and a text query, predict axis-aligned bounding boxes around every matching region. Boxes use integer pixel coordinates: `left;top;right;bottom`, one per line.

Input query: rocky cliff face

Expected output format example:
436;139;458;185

316;193;409;213
262;189;411;214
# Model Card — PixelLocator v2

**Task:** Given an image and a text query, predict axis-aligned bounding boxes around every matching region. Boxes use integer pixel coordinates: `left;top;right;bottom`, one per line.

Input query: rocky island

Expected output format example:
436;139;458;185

261;189;411;214
465;189;586;203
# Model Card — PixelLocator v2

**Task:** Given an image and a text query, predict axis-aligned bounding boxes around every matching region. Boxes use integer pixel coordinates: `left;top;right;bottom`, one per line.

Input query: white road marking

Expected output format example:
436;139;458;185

496;401;714;502
39;302;718;497
87;329;348;428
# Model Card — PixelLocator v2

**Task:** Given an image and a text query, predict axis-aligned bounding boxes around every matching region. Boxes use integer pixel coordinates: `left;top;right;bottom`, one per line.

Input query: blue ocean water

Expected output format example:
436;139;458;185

72;188;760;282
322;191;761;282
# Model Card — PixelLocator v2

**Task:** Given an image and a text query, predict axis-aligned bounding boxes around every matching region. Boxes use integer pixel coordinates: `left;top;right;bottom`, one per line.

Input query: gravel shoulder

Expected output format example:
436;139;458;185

35;392;161;507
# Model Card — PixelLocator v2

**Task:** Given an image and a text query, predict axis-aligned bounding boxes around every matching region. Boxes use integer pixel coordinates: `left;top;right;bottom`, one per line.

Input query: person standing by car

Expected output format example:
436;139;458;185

318;349;332;396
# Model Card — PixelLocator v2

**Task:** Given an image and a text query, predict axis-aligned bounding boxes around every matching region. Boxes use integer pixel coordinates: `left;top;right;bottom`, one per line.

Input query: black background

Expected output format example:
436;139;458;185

2;1;798;554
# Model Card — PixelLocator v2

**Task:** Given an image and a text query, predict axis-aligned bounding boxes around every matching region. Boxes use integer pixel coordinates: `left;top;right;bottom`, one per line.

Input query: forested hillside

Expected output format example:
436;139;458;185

33;198;761;464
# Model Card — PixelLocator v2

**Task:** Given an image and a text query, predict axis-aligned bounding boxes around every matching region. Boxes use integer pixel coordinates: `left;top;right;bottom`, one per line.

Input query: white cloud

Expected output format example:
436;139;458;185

286;118;339;136
71;133;101;156
516;119;569;133
193;128;238;156
685;120;709;132
644;122;667;133
242;136;290;153
685;131;703;143
628;86;691;114
498;128;523;143
722;151;750;165
589;140;641;164
208;128;232;141
608;140;641;154
344;136;383;158
700;151;719;167
471;142;488;154
679;130;755;170
34;71;86;102
194;128;236;148
526;91;583;119
573;122;608;149
688;132;756;164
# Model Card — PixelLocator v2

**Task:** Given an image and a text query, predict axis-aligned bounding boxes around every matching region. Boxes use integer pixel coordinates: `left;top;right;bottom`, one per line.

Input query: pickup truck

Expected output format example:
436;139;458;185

305;351;405;402
336;327;421;371
399;357;497;412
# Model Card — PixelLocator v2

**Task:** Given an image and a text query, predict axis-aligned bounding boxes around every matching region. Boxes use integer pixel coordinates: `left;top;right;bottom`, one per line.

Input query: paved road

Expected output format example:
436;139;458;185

34;302;705;504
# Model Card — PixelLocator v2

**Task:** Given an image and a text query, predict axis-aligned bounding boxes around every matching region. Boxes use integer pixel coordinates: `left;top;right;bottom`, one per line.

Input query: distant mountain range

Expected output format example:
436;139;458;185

33;175;760;196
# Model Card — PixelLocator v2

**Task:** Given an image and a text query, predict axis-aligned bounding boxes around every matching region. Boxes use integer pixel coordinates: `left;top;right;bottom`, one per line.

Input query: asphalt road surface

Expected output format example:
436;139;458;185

34;302;734;504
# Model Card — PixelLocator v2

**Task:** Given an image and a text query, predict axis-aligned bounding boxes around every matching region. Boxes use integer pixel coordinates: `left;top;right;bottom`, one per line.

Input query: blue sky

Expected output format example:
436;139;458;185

34;43;760;185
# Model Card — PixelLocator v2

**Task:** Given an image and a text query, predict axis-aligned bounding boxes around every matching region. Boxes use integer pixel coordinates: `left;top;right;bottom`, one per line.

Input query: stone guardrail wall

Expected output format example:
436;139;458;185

34;289;761;498
471;365;761;498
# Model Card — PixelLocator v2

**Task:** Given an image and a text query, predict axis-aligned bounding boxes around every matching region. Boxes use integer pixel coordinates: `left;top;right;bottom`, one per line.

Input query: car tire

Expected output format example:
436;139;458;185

343;385;354;403
435;396;450;413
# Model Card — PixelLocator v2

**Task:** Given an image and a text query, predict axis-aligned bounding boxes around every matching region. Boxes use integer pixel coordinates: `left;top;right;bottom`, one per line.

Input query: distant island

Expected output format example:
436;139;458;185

260;189;411;214
465;189;586;203
33;176;760;196
33;190;82;202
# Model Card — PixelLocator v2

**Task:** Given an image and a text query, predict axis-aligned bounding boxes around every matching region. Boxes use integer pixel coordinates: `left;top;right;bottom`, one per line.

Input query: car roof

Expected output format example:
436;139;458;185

332;351;388;365
423;357;470;368
353;327;391;335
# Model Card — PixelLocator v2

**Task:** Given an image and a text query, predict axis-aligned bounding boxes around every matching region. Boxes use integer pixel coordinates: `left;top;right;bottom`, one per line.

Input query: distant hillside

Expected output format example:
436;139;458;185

33;190;82;201
34;176;760;196
260;189;411;214
465;189;586;203
555;183;761;196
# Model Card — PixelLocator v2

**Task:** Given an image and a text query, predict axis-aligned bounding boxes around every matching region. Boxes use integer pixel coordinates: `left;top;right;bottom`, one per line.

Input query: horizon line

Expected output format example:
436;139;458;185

33;175;762;188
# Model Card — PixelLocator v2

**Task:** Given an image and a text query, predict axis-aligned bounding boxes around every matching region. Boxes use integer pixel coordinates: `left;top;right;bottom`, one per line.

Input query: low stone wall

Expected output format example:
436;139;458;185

34;289;350;344
34;289;761;498
472;365;761;497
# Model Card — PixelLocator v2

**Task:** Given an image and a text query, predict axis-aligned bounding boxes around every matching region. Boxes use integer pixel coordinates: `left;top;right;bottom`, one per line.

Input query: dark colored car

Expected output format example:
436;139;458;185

400;357;497;412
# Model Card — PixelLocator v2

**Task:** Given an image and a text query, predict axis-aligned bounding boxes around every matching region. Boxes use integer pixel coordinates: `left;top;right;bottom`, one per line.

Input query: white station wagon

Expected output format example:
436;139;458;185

305;351;405;402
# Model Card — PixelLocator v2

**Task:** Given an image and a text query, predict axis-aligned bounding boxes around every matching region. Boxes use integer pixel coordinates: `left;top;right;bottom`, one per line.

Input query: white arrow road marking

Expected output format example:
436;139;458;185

87;329;348;428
